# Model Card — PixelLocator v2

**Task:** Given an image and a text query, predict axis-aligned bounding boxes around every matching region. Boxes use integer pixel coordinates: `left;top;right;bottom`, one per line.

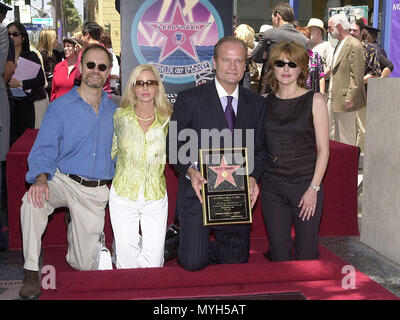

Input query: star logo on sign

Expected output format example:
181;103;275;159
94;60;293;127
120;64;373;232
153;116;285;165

209;156;241;189
148;0;209;62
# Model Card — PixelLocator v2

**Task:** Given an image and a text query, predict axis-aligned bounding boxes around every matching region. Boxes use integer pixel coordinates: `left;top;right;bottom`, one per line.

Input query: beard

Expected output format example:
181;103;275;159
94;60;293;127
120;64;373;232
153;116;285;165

330;27;340;40
83;75;105;88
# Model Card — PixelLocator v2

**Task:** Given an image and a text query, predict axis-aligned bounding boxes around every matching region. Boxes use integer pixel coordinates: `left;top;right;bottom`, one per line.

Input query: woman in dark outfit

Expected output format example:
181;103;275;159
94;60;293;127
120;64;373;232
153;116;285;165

261;42;329;261
7;21;46;146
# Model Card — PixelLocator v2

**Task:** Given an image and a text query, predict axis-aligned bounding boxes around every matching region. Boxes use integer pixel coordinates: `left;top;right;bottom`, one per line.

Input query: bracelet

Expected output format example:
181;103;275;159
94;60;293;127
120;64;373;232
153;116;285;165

310;184;320;192
19;80;23;88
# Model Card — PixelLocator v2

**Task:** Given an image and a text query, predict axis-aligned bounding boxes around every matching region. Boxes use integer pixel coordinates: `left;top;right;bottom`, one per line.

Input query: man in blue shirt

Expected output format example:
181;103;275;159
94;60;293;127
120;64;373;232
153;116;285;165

19;44;117;300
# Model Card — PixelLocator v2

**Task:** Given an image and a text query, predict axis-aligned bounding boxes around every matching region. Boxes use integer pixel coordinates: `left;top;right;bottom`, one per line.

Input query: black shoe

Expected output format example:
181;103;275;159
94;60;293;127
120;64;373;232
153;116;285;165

164;224;179;262
64;211;71;226
263;250;275;262
19;269;41;300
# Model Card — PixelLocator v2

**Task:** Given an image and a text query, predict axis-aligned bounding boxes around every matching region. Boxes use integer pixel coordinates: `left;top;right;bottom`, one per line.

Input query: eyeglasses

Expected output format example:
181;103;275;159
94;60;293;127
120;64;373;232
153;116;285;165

86;61;108;72
8;32;21;37
274;60;298;68
135;80;159;87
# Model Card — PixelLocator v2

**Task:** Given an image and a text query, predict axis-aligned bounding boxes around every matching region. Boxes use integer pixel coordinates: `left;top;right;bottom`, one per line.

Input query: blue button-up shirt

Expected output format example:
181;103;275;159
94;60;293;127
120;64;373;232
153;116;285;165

26;87;117;183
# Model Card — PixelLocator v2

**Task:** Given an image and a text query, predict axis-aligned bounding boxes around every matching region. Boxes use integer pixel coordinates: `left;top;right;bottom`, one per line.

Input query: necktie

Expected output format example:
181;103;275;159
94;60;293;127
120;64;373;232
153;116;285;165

224;96;235;133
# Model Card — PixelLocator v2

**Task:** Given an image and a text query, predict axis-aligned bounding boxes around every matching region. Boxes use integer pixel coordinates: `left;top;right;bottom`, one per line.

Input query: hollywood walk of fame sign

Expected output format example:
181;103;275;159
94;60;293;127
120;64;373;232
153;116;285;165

199;148;252;226
121;0;232;104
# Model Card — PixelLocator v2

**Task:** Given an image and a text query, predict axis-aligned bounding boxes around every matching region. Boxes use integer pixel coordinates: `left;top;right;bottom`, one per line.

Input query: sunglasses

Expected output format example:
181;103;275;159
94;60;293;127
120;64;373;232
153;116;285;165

86;61;108;72
8;32;21;37
135;80;159;87
274;60;298;68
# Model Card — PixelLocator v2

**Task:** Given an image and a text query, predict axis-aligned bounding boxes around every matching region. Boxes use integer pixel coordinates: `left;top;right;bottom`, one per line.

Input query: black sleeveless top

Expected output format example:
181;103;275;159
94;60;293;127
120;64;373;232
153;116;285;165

263;90;316;183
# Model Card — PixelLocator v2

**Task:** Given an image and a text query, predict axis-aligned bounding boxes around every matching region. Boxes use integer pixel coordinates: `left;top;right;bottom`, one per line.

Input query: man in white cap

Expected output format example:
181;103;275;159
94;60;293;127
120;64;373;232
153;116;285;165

327;14;366;146
307;17;334;88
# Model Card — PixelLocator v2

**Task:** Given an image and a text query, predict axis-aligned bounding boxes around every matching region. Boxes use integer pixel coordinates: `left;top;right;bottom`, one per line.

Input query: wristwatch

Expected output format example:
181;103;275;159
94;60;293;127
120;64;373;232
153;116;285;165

310;184;320;192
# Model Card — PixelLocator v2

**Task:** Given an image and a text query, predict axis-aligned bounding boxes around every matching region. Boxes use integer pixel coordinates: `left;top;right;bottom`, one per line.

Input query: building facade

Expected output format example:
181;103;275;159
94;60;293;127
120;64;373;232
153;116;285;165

87;0;121;56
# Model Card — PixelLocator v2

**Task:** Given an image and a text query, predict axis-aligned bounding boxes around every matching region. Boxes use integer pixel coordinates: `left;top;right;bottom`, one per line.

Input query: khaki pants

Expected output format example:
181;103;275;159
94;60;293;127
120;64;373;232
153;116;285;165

326;97;335;140
33;95;49;129
327;98;358;146
334;110;358;146
356;106;366;153
21;171;110;271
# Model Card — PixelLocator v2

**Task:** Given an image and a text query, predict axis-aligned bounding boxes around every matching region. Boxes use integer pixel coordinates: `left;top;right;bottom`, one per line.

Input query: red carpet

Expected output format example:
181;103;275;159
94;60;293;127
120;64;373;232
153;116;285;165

7;130;393;300
39;238;398;300
6;130;360;251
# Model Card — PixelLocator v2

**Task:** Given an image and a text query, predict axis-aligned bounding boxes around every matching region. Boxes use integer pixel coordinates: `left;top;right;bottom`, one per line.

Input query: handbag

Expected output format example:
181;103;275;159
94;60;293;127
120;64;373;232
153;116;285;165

92;232;113;270
164;223;180;262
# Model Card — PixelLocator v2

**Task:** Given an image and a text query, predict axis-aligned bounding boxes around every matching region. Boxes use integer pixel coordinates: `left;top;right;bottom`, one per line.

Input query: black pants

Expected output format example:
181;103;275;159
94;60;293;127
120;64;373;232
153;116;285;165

261;180;323;261
9;97;35;147
178;216;250;271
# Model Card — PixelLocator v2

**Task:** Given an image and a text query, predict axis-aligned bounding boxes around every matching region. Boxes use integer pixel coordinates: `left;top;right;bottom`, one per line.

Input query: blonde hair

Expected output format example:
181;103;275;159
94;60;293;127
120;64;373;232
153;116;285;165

37;29;57;53
120;64;173;121
234;24;255;49
265;41;309;93
72;30;83;40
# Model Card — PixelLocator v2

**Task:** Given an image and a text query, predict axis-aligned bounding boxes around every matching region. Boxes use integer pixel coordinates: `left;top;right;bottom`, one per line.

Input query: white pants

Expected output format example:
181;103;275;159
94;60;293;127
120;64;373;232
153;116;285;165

109;186;168;269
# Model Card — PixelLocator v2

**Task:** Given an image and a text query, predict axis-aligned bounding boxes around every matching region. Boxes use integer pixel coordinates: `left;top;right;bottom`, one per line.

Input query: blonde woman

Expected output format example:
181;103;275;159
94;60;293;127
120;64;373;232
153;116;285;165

37;29;61;97
234;24;255;89
109;64;173;269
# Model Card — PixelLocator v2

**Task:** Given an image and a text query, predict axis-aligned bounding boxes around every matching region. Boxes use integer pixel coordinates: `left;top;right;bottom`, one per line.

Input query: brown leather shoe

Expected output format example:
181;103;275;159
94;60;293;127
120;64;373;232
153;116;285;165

19;269;41;299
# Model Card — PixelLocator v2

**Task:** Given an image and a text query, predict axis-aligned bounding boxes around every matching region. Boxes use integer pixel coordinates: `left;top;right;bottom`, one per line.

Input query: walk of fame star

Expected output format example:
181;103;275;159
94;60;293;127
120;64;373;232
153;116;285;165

209;156;241;188
148;0;209;62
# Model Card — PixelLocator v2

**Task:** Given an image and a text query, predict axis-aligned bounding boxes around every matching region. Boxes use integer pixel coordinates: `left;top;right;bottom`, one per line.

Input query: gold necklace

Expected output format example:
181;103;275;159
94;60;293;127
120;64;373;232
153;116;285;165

134;112;155;122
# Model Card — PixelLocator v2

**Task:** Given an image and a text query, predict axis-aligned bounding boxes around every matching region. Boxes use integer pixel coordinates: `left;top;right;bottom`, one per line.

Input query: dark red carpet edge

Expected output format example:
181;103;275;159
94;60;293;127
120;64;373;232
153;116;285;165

39;238;398;300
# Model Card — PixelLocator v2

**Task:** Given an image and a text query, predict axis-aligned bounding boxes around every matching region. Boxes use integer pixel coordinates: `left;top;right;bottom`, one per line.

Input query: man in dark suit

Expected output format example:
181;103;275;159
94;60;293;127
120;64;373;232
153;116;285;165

168;36;266;271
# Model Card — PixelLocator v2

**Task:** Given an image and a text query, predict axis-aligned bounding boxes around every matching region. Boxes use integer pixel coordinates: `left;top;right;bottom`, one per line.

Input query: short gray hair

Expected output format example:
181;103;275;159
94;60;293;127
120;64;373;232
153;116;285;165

330;14;351;31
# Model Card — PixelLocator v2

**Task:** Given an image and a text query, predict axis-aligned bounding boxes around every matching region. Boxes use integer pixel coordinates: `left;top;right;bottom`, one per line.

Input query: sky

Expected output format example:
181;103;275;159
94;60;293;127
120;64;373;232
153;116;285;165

31;0;84;18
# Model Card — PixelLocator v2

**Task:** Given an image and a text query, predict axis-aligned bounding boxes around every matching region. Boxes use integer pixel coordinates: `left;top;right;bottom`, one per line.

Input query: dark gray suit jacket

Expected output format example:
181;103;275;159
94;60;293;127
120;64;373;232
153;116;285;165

167;80;267;221
252;23;308;63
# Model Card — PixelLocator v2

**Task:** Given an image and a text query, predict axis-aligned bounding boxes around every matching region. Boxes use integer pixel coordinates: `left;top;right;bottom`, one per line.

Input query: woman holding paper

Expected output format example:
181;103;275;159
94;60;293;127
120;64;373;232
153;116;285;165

7;21;46;146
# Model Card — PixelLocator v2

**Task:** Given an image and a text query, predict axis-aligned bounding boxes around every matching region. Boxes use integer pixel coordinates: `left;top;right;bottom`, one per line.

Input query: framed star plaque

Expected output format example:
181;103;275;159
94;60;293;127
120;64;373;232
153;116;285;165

199;148;252;226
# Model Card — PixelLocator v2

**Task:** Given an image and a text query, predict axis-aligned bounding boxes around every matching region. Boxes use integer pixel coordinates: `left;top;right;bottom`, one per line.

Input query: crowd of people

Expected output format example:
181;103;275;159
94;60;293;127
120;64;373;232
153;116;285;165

244;2;393;152
0;1;394;300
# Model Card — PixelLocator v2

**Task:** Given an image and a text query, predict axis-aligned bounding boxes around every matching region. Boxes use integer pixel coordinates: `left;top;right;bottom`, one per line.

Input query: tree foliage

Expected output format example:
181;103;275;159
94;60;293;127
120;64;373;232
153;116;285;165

61;0;82;34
